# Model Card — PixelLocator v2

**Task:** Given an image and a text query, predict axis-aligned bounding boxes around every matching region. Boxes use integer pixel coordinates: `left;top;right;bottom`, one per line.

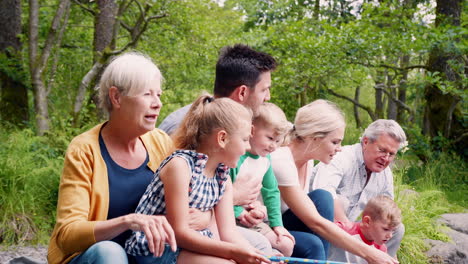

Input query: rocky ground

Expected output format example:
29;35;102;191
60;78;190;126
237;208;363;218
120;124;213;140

425;213;468;264
0;245;47;264
1;213;467;264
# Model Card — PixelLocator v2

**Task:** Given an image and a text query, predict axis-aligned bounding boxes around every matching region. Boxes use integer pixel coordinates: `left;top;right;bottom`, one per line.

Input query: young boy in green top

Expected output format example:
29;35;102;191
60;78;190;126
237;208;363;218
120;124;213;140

230;102;295;257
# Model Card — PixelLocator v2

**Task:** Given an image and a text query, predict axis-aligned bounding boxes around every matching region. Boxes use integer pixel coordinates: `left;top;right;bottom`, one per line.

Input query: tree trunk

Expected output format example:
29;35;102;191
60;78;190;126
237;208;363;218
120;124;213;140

313;0;320;20
424;0;464;134
386;72;397;120
327;88;376;121
300;88;308;107
353;86;362;128
28;0;49;135
72;0;168;126
93;0;117;62
374;70;385;119
72;61;105;126
397;55;410;123
71;0;118;126
423;0;465;155
29;0;71;135
0;0;29;126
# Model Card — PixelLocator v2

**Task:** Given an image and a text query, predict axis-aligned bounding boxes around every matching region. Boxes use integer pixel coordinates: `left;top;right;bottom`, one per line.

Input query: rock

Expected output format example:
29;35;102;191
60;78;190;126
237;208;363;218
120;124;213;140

8;256;44;264
425;213;468;264
0;245;47;264
439;214;468;234
399;188;420;198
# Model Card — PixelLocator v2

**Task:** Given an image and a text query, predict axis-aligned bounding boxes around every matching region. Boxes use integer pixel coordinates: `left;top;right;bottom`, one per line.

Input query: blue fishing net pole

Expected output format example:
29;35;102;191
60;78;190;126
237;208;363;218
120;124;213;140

268;256;353;264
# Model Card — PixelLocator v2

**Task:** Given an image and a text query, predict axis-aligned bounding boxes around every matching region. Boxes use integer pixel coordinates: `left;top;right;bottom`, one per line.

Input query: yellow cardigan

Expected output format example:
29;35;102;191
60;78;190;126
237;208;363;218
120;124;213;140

47;123;174;264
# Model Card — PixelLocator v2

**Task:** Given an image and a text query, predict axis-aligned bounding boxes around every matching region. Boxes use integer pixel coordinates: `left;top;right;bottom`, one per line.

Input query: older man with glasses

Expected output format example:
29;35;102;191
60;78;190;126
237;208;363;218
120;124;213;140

310;119;407;259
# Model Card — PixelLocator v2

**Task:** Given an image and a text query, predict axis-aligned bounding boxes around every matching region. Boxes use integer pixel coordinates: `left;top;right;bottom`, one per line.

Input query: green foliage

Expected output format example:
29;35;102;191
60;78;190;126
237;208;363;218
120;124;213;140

0;50;29;85
404;123;468;162
402;151;468;208
393;154;466;263
0;126;66;244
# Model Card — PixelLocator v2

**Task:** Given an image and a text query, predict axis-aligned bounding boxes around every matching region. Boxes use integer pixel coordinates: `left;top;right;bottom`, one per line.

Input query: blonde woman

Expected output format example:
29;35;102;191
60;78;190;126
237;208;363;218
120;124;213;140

271;99;398;264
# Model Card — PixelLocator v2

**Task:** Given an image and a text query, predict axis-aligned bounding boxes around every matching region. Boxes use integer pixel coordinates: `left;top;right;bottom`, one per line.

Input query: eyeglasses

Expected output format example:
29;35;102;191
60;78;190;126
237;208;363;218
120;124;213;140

376;147;396;159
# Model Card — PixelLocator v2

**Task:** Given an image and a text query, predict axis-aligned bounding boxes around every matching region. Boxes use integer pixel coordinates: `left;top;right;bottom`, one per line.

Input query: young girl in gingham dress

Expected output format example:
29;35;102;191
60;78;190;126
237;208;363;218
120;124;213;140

125;150;228;257
125;94;270;264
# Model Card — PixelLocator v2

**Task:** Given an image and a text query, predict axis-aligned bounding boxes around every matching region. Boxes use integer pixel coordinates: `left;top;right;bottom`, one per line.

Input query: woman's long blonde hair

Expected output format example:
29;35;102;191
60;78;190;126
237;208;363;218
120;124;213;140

172;93;253;150
285;99;345;144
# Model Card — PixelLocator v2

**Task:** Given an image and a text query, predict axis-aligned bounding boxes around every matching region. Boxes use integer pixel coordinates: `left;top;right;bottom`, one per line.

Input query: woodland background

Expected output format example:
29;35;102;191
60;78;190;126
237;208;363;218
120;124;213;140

0;0;466;263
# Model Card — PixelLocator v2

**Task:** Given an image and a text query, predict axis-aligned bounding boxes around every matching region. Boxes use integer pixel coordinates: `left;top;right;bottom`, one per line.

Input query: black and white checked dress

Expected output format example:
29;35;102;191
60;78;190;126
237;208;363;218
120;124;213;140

125;150;228;257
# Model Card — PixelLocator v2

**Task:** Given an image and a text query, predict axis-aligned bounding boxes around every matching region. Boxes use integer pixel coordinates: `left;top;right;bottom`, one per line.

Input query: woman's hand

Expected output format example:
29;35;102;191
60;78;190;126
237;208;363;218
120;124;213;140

365;245;399;264
187;208;212;231
127;213;176;257
231;246;271;264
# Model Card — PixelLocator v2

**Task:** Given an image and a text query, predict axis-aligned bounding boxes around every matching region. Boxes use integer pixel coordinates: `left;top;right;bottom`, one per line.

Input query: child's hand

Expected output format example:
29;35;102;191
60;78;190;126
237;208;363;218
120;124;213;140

237;211;253;227
237;210;264;227
246;201;267;219
249;208;266;219
273;226;295;244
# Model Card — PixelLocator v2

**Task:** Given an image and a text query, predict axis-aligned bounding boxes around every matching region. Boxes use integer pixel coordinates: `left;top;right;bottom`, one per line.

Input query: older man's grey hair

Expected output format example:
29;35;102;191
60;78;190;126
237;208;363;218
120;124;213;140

361;119;407;149
98;52;163;114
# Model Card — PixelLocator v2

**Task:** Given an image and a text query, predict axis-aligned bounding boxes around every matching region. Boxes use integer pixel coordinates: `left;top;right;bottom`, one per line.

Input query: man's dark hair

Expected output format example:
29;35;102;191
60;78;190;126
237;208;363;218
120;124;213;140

214;44;277;97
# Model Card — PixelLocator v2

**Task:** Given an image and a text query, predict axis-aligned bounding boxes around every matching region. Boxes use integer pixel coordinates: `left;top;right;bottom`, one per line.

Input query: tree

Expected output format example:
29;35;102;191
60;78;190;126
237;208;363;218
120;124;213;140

0;0;28;127
28;0;71;135
423;0;466;155
71;0;169;126
93;0;117;62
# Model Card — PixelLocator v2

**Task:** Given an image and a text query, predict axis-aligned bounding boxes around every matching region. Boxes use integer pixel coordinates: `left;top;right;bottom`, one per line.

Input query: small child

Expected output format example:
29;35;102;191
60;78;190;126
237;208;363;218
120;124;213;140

125;94;270;264
230;102;295;257
328;195;402;264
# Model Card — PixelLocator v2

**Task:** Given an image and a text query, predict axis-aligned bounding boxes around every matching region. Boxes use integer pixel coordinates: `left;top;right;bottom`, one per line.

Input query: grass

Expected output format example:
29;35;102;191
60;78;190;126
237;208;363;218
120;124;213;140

0;127;65;244
393;152;467;263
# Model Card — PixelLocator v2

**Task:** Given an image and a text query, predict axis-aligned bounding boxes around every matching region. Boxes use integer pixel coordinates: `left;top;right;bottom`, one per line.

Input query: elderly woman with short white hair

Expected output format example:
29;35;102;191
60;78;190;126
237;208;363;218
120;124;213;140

48;52;178;264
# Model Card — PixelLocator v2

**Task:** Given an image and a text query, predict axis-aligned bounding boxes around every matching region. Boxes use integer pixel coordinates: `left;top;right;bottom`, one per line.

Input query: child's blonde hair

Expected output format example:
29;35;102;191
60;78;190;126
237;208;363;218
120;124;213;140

172;93;253;150
363;196;402;228
284;99;345;144
254;103;292;139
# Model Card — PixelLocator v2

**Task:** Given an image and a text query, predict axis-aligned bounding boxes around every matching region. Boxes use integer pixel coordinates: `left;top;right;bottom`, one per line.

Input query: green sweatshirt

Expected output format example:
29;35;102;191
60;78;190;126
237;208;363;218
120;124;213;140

230;152;283;228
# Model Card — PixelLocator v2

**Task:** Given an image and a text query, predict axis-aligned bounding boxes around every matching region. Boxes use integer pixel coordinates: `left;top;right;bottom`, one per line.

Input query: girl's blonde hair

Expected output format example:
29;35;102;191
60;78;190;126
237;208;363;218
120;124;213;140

285;99;345;144
172;94;253;150
363;195;402;227
254;103;292;139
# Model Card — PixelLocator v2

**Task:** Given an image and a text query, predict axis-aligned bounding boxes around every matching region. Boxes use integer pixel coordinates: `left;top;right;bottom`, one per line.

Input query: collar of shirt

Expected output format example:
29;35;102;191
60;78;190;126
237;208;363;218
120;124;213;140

354;143;370;179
